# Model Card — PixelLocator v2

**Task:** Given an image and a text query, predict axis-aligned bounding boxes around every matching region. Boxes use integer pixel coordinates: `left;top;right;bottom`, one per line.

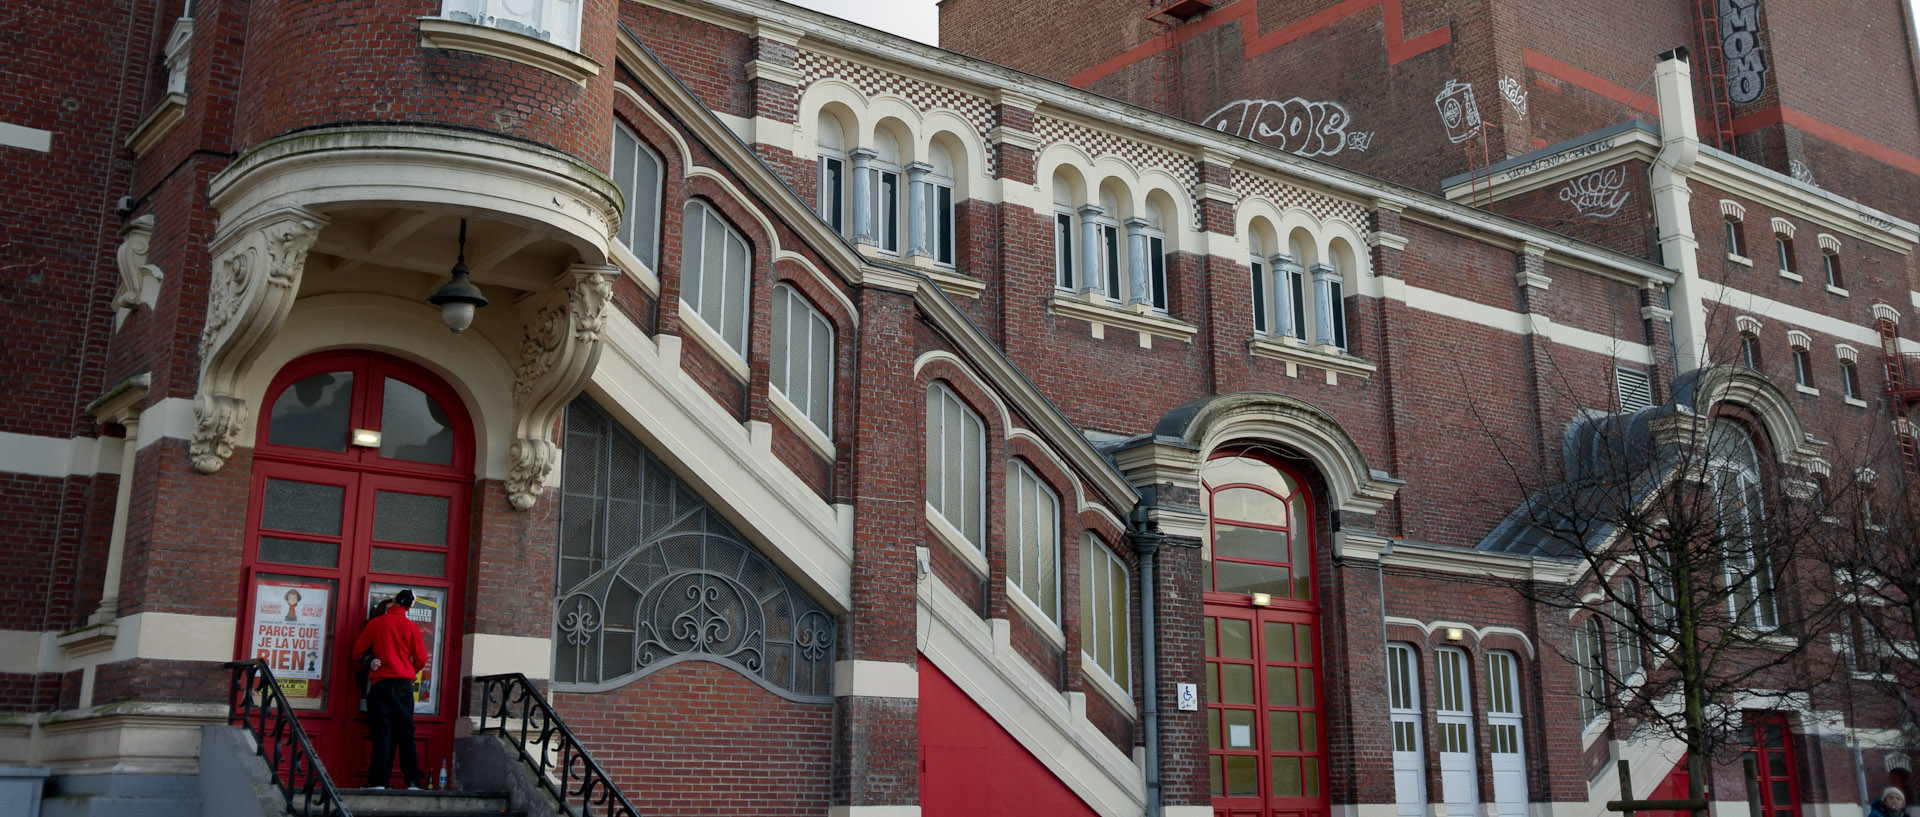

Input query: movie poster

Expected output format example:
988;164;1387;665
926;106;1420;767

248;575;335;706
367;583;448;715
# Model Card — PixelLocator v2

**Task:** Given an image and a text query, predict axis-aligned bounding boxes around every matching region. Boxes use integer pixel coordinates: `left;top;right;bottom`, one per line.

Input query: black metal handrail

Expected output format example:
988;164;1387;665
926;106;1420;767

474;673;640;817
223;659;354;817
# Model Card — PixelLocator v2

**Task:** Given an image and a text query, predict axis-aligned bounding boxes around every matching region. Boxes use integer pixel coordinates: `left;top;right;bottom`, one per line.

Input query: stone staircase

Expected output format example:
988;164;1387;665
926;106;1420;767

336;789;524;817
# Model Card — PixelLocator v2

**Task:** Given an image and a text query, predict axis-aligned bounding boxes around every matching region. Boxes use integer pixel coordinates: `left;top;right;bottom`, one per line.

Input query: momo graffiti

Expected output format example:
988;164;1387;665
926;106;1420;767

1202;98;1375;157
1790;159;1815;186
1720;0;1767;104
1499;76;1528;120
1558;168;1631;218
1434;80;1483;144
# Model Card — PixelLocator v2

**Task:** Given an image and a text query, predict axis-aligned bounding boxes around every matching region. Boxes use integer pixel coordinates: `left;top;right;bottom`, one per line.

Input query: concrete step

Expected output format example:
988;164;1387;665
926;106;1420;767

337;788;518;816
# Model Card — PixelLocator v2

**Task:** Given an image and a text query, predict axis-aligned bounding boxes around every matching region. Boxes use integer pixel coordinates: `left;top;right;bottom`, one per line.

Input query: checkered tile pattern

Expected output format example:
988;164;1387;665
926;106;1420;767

1230;170;1370;227
1032;115;1203;229
795;50;997;173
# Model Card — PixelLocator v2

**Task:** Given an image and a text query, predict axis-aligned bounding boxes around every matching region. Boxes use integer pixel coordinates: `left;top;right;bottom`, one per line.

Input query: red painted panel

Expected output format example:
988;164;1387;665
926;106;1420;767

918;657;1101;817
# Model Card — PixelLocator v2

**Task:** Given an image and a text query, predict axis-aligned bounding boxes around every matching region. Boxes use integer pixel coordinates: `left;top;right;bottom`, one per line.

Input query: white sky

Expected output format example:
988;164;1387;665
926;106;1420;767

788;0;939;45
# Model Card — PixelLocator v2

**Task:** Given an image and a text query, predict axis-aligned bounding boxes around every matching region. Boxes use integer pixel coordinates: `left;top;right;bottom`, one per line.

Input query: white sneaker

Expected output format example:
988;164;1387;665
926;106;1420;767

367;786;386;790
406;785;425;791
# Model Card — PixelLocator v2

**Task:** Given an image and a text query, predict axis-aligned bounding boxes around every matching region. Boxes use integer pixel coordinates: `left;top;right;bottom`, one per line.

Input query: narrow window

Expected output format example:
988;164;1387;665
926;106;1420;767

1793;347;1812;387
925;384;986;548
1612;580;1642;679
1101;221;1121;300
1726;218;1746;257
1055;211;1076;290
1842;361;1861;400
1741;333;1761;369
1486;651;1529;817
1824;252;1843;289
1081;536;1131;692
874;168;900;253
681;200;751;357
611;123;662;268
1328;277;1347;350
1575;616;1606;724
1251;255;1269;334
769;284;834;436
1648;550;1678;631
1149;235;1168;312
1435;647;1480;815
1007;462;1060;624
1847;613;1885;675
1708;421;1777;629
1776;235;1794;273
818;156;845;234
1286;265;1308;342
932;182;955;267
1387;644;1426;817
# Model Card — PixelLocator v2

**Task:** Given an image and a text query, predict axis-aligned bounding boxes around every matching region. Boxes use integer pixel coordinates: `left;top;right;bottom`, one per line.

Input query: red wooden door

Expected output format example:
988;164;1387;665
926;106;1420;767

236;352;473;785
1748;714;1801;817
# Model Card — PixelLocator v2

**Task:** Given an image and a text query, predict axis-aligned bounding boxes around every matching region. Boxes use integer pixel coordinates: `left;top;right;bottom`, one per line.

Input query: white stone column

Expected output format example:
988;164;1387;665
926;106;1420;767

1310;262;1339;346
906;161;933;260
1272;254;1299;340
1077;204;1105;297
850;147;877;247
88;377;149;625
1124;217;1152;306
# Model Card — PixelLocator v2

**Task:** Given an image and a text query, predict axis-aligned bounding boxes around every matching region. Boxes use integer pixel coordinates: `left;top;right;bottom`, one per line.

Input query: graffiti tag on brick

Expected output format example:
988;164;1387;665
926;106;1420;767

1558;168;1631;218
1491;139;1616;185
1721;0;1768;104
1434;80;1482;144
1499;76;1528;120
1202;98;1375;157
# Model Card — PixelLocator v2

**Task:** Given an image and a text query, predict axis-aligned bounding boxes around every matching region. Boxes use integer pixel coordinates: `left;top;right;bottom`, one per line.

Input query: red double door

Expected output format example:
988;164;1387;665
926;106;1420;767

235;352;473;785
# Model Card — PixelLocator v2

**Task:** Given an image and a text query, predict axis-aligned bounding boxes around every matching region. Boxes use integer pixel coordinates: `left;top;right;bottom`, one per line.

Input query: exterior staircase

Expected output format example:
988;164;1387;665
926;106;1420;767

337;789;522;817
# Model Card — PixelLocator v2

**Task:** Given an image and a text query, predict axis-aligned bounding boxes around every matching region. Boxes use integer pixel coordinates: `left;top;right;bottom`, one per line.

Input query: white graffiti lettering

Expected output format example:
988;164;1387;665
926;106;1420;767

1434;79;1483;144
1499;76;1528;120
1720;0;1767;104
1492;138;1617;185
1790;159;1814;186
1558;168;1631;218
1202;98;1375;157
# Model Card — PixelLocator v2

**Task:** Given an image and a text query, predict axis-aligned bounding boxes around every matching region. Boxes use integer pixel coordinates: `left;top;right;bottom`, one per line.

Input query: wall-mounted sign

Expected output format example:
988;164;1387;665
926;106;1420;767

248;575;335;703
1176;682;1199;711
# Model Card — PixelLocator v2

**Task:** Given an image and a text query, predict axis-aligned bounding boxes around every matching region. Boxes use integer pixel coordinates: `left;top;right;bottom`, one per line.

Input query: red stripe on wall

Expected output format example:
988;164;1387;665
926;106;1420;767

1521;48;1659;117
1069;0;1448;87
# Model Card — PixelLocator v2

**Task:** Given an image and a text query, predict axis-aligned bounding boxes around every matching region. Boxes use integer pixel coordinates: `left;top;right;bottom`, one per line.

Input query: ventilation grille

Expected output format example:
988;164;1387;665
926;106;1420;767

1617;369;1654;412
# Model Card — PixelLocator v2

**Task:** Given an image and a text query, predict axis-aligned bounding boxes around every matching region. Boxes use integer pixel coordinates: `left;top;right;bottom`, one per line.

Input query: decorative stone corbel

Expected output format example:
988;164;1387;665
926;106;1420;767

114;215;164;329
507;263;616;510
191;207;327;474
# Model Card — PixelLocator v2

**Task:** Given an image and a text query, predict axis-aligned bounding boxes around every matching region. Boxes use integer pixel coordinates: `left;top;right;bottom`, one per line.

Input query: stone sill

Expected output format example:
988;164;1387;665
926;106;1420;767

924;265;987;299
419;18;600;86
1248;336;1377;382
55;622;118;658
126;93;187;156
1779;268;1803;282
1728;253;1753;267
1047;292;1197;347
1826;284;1850;297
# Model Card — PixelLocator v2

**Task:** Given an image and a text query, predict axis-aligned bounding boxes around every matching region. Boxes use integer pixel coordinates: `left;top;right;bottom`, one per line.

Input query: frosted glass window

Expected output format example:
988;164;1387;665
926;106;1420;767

682;200;751;357
261;479;344;536
371;546;446;577
1082;536;1130;691
1007;462;1059;623
372;491;449;546
770;284;835;435
268;371;353;452
379;378;453;465
925;384;985;548
611;123;662;267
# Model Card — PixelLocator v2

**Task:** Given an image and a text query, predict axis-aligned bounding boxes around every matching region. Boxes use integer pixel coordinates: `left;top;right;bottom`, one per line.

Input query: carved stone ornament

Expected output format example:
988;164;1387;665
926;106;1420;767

190;207;327;474
114;215;164;329
506;263;616;510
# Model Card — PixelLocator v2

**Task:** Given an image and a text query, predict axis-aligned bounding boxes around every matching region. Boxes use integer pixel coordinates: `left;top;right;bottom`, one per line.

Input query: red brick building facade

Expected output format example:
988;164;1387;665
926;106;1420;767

0;0;1913;815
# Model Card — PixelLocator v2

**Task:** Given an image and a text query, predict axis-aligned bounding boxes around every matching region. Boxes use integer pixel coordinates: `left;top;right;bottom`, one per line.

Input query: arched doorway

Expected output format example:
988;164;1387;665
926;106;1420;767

1202;448;1328;817
235;350;473;783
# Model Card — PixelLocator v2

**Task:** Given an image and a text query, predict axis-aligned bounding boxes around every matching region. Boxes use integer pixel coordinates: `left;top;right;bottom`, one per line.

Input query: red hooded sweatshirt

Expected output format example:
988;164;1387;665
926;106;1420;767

352;604;428;683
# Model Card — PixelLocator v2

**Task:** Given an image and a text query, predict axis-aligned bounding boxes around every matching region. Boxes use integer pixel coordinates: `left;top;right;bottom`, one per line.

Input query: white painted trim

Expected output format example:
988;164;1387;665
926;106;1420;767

418;17;600;85
136;397;197;451
676;297;751;380
1385;281;1654;364
0;432;120;479
927;501;989;576
832;659;919;699
464;633;552;680
770;386;836;460
1005;578;1065;648
0;121;52;152
1079;651;1137;719
1705;281;1885;350
608;237;660;299
827;808;921;817
1382;617;1539;659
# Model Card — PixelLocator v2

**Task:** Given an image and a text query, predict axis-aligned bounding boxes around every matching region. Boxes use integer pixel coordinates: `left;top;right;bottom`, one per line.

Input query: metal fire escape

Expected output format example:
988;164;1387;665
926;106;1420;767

1688;0;1736;152
1145;0;1210;116
1877;312;1920;480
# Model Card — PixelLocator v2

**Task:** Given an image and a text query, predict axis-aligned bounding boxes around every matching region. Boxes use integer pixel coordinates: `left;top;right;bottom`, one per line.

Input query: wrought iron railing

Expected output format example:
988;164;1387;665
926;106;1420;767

474;673;639;817
223;659;354;817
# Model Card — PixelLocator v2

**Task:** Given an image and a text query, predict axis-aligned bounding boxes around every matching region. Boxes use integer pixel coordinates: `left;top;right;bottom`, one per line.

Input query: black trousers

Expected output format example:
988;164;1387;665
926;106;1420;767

365;678;424;788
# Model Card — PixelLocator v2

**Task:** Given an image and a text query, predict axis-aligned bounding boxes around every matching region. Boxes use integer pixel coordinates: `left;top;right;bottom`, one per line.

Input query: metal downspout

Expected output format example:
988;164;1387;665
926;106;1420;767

1129;501;1166;817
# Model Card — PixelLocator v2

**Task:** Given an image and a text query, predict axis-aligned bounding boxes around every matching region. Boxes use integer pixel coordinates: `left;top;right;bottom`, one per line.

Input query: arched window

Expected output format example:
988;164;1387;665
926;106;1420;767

926;140;957;267
1387;643;1425;817
611;121;662;268
681;200;751;357
1052;173;1078;290
1574;616;1606;724
769;284;834;435
1613;580;1643;678
1250;233;1271;335
815;112;847;235
1435;647;1479;816
1707;420;1777;628
1006;461;1059;623
1082;535;1130;692
870;127;904;254
926;383;986;549
1486;651;1528;817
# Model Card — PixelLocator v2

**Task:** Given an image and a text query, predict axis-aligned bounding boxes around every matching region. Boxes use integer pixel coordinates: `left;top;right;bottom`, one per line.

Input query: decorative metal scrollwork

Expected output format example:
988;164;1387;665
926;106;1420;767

555;399;836;702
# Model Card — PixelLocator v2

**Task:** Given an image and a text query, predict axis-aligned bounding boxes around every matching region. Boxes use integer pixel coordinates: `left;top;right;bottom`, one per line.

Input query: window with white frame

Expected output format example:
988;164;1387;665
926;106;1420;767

1435;647;1479;816
1740;333;1761;369
1387;643;1426;817
1789;332;1813;388
1054;209;1076;290
1707;420;1778;629
1007;462;1060;624
1282;239;1308;343
1612;580;1643;679
769;284;834;436
611;122;662;268
1082;536;1131;692
816;114;847;236
1726;217;1746;258
1774;218;1797;274
1486;651;1528;817
1648;550;1678;630
441;0;581;51
869;129;903;254
1326;261;1348;350
926;383;986;548
1824;250;1843;289
1842;360;1861;401
1847;612;1886;675
928;141;957;267
1574;616;1606;724
681;200;751;357
1097;214;1121;300
1147;228;1169;312
1251;239;1271;334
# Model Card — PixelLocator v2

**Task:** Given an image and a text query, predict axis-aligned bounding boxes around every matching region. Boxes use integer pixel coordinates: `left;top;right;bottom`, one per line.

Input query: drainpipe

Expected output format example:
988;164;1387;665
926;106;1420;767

1128;500;1165;817
1650;48;1708;373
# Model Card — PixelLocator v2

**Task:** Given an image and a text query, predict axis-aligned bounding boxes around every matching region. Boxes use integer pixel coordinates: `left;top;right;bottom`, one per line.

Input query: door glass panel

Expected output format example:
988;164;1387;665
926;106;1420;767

1266;621;1296;661
268;372;354;452
1210;757;1225;796
379;378;454;465
1217;561;1291;596
372;491;450;546
1272;755;1302;796
1304;757;1320;796
1208;709;1222;748
1300;668;1316;706
1767;753;1787;776
1222;664;1254;705
1224;709;1257;748
1770;781;1789;805
1205;617;1218;656
1207;663;1220;701
1214;523;1288;562
1301;712;1318;750
1213;488;1288;524
1219;619;1252;659
371;547;446;577
259;536;341;568
368;583;448;715
262;479;345;535
1268;666;1298;706
1270;711;1300;750
1226;755;1258;796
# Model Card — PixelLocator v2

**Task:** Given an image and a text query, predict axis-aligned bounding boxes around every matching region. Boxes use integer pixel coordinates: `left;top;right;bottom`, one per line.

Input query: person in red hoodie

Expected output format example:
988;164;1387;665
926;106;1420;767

351;588;428;790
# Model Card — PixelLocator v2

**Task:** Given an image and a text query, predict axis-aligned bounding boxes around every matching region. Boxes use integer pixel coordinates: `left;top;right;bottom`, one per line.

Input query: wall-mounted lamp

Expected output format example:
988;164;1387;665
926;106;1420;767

1445;627;1465;642
428;219;489;333
1251;592;1272;607
350;429;382;448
